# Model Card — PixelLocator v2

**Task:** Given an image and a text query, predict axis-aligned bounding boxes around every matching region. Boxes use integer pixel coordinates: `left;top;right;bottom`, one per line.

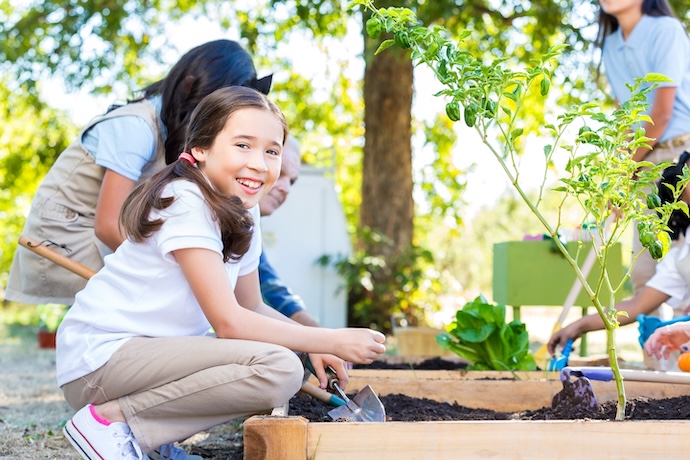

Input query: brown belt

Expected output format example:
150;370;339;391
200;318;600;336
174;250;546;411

655;133;690;150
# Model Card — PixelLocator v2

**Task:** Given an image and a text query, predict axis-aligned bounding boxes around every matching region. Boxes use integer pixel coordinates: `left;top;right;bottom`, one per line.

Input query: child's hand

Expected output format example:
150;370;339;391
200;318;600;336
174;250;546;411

332;328;386;364
644;322;690;359
307;353;350;391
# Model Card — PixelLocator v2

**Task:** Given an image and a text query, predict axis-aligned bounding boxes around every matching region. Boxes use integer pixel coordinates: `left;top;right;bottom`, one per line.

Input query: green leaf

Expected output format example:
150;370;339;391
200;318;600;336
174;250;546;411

643;73;673;83
375;39;396;55
441;296;535;370
510;128;524;142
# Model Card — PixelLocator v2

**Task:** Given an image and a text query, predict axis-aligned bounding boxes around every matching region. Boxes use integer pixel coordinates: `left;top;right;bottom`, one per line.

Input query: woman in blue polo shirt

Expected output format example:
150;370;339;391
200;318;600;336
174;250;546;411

596;0;690;296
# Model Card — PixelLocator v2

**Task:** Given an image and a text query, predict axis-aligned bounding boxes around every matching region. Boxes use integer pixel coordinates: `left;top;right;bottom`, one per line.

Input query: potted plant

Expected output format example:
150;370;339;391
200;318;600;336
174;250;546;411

36;303;68;349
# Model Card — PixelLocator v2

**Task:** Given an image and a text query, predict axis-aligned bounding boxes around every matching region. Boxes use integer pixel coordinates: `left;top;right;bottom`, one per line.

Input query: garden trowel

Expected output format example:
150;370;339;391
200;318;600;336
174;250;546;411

551;366;600;410
304;357;386;422
552;366;690;411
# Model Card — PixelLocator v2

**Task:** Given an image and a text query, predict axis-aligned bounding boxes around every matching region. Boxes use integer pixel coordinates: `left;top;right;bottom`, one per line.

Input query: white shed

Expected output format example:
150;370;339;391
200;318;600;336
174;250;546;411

260;165;351;328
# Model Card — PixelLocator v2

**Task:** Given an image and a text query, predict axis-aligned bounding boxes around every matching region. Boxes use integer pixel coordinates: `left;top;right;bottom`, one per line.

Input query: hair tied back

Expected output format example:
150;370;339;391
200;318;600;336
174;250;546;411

178;152;196;165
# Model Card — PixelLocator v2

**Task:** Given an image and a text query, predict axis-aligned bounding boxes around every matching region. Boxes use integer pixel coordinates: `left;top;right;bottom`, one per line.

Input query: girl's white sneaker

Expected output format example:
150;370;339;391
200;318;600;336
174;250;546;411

63;404;149;460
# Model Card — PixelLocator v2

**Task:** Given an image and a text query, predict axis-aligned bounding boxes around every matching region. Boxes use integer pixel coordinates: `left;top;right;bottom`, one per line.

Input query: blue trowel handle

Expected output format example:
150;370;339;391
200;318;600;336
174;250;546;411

300;382;346;407
548;339;573;371
566;367;690;384
568;367;615;381
562;339;573;360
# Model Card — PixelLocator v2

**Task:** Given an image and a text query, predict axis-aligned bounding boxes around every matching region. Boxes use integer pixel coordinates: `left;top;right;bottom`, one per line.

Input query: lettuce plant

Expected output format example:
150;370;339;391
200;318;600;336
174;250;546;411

437;295;536;371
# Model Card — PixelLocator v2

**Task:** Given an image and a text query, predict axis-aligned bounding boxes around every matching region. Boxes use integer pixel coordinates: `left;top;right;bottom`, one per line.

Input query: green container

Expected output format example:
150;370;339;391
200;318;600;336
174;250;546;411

493;241;625;309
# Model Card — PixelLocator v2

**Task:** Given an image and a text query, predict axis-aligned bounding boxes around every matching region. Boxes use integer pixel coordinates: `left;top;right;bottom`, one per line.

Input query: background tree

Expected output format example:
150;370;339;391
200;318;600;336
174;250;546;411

2;0;689;330
0;77;77;288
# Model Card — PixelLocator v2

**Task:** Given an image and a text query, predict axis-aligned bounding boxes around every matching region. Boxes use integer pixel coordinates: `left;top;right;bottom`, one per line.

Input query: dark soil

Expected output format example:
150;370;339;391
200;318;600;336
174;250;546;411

287;392;690;422
353;357;468;370
190;359;690;459
190;393;690;460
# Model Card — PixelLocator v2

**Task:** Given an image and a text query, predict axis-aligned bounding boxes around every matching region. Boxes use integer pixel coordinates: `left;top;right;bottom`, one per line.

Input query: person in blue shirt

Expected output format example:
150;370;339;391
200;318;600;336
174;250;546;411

258;136;321;327
596;0;690;295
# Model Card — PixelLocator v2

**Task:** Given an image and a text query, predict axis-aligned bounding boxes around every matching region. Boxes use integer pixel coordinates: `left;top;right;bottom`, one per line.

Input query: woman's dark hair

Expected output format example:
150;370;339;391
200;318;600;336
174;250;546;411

120;86;289;262
595;0;679;80
657;151;690;240
135;39;272;165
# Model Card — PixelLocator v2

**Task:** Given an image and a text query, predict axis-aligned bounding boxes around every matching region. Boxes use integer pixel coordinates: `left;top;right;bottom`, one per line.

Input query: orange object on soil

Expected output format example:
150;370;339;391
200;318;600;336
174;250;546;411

678;353;690;372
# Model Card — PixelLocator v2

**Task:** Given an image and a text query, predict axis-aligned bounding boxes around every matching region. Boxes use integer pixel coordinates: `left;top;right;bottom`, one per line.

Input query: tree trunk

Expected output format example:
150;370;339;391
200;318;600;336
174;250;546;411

349;13;415;331
361;24;414;257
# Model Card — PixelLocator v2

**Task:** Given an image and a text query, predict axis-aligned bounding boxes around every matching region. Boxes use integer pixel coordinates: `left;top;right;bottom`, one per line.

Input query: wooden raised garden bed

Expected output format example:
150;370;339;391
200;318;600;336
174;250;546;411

244;369;690;459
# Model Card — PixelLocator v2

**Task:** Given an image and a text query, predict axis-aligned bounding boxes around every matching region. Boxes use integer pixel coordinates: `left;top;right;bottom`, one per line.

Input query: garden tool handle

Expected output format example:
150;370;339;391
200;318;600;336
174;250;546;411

303;356;341;393
299;382;346;407
19;235;96;280
548;339;573;371
566;366;690;384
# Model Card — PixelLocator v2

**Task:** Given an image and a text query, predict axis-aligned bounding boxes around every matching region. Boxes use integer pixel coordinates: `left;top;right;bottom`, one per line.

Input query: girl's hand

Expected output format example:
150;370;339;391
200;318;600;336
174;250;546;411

644;322;690;360
307;353;350;391
332;328;386;364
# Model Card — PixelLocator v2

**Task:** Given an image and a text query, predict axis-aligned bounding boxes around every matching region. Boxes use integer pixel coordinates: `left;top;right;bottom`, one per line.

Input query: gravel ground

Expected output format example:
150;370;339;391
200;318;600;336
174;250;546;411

0;333;74;459
0;328;243;459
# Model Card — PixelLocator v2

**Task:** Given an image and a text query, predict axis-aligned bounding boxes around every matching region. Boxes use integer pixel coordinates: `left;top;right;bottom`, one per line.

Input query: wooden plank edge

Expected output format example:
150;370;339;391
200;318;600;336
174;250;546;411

243;415;308;460
305;420;690;460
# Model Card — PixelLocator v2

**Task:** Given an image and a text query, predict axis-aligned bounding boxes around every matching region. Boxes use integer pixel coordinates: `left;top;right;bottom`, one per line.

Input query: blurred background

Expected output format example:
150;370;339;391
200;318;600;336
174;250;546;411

3;0;689;363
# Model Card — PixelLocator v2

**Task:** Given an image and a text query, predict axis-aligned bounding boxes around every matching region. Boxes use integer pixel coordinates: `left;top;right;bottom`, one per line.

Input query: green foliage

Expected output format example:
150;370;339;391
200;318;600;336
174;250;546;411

0;0;207;94
437;295;537;371
5;0;690;338
0;78;77;287
268;66;366;231
319;228;461;332
37;303;69;332
355;0;690;418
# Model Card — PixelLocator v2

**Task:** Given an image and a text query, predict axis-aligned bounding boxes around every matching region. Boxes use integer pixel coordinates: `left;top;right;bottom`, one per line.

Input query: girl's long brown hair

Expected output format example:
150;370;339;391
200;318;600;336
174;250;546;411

119;86;289;262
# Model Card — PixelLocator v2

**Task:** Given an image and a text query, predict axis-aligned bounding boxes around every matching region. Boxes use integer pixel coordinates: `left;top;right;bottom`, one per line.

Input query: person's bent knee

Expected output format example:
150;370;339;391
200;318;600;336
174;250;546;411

257;347;303;408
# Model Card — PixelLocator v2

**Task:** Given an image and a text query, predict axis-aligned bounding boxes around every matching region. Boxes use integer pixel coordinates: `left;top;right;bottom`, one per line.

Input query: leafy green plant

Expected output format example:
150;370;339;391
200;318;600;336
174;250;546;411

319;227;460;332
37;304;68;332
352;0;690;420
437;295;536;371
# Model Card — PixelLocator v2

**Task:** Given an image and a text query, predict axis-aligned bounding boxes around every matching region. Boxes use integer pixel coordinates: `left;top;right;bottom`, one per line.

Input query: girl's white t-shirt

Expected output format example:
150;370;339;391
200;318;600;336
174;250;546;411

55;180;261;387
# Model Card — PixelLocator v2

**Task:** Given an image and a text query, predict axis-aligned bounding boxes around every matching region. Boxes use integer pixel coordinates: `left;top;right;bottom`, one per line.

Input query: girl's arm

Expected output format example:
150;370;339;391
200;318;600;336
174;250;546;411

233;269;347;385
547;286;670;354
632;86;676;162
234;268;302;322
95;169;135;251
174;247;385;364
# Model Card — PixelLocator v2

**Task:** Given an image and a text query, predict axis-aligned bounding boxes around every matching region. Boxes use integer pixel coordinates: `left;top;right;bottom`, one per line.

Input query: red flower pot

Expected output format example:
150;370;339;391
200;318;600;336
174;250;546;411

37;329;56;349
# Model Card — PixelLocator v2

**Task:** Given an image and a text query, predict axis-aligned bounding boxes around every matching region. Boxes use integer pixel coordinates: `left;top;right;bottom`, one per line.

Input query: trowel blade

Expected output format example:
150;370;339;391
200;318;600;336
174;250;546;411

552;375;599;410
327;385;386;422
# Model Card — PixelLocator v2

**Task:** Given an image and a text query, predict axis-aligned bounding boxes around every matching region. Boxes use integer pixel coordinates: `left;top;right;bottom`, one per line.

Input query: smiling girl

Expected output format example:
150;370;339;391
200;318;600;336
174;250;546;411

56;86;385;460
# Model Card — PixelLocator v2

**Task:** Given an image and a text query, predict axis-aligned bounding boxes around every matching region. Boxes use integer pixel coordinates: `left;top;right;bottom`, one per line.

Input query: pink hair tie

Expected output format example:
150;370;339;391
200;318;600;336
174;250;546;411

178;152;196;165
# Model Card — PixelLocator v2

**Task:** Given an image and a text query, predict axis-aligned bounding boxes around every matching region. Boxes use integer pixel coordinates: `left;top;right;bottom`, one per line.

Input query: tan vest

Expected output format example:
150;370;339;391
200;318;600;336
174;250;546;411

5;100;166;305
